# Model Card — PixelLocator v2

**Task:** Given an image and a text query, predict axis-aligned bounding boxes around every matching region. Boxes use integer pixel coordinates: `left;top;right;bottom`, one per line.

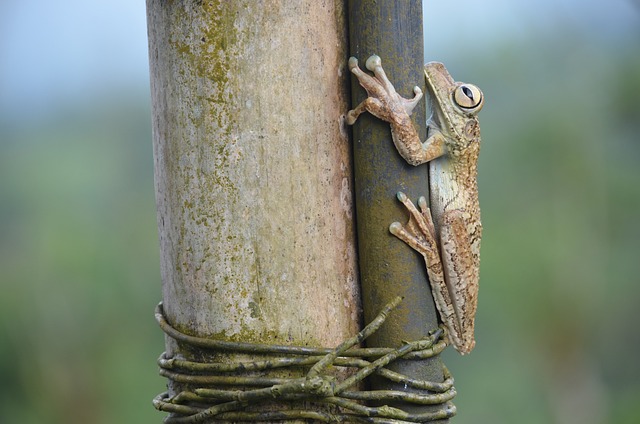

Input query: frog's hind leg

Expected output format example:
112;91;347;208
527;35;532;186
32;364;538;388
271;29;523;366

390;192;460;352
438;209;480;354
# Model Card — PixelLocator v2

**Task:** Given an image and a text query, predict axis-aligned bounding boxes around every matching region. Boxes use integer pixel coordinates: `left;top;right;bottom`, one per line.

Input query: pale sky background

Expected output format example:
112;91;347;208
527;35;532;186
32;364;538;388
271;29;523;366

0;0;638;122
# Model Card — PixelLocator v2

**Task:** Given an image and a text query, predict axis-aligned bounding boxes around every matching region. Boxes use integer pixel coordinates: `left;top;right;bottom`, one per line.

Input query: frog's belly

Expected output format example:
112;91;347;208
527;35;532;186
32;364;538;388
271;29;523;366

428;156;466;230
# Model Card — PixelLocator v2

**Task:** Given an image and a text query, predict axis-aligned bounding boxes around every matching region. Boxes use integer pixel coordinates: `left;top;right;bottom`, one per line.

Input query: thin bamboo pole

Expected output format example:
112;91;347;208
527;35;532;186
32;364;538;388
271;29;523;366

348;0;448;417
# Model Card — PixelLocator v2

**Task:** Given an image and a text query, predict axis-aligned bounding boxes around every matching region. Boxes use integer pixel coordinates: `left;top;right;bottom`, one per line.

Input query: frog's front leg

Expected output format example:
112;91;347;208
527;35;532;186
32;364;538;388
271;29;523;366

346;55;423;127
346;55;447;166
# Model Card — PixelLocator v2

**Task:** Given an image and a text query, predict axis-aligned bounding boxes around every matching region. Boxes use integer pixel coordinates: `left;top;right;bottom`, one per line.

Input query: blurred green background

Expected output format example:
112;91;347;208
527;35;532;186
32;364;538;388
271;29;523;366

1;1;638;423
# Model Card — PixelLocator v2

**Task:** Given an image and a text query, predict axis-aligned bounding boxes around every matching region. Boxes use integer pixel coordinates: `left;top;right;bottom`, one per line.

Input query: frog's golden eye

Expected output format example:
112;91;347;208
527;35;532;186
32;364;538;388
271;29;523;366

454;84;483;111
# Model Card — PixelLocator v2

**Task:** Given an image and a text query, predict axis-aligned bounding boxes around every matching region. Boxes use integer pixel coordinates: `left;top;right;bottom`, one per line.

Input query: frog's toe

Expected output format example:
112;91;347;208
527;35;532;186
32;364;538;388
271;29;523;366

348;56;359;70
365;54;381;71
389;221;403;235
345;111;357;125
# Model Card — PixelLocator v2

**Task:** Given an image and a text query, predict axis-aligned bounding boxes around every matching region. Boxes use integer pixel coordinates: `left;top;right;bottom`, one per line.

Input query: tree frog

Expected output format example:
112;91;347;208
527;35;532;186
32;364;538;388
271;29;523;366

346;55;484;354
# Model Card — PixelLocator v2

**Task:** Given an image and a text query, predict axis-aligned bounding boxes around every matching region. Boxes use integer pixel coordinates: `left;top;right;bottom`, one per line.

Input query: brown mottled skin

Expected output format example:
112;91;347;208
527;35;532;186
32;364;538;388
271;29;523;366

347;55;484;354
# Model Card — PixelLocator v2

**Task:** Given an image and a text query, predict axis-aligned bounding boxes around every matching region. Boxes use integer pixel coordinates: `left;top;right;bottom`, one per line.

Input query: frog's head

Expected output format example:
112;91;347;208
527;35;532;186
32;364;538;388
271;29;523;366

424;62;484;154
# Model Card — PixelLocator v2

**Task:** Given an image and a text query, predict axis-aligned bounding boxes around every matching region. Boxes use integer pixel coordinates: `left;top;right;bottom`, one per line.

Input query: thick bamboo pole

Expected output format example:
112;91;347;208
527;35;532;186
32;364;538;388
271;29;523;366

146;0;359;407
348;0;448;416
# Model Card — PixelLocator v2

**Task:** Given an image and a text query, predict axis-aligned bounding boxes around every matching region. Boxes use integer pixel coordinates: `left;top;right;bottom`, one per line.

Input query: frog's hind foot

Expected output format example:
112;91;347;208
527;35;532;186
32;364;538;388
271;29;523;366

389;192;438;256
365;54;382;71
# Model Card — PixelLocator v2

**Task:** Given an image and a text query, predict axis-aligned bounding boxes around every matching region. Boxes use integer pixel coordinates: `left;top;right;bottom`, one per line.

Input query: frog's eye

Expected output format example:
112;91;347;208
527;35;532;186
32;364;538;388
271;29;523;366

454;84;483;111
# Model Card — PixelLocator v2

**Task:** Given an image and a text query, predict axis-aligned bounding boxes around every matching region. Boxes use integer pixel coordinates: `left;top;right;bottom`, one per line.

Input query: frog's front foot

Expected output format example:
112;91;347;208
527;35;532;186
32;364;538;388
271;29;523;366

346;55;423;126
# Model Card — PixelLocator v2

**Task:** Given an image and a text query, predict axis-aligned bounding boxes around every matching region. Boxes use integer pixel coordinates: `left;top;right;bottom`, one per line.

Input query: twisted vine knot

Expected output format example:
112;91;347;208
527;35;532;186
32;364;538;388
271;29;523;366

153;297;456;423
